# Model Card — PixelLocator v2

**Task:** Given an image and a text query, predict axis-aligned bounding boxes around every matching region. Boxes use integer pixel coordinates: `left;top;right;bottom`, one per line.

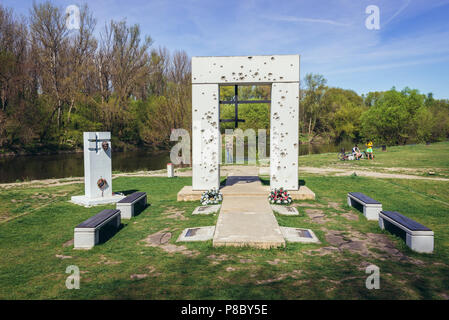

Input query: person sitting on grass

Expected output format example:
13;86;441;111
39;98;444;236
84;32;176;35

365;140;374;159
352;144;362;160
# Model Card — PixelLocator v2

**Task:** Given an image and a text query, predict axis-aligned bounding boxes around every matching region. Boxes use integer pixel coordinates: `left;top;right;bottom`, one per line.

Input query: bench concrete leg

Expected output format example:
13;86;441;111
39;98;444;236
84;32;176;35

378;216;385;229
407;234;434;253
74;228;97;249
114;213;121;227
347;196;353;207
363;206;381;221
117;204;132;219
117;195;147;219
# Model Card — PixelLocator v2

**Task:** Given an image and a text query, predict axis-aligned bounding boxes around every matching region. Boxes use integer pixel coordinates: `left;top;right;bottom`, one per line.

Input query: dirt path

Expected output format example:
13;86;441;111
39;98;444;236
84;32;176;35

1;165;447;189
298;166;449;181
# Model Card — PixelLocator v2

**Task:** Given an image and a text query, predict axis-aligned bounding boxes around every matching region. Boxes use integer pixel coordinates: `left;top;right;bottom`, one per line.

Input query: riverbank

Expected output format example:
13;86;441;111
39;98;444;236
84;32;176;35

0;142;159;157
2;141;447;187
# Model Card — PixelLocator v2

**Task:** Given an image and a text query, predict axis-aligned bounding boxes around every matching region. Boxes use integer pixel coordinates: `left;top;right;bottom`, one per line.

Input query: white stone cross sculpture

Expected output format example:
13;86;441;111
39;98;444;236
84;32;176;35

192;55;300;190
71;132;125;206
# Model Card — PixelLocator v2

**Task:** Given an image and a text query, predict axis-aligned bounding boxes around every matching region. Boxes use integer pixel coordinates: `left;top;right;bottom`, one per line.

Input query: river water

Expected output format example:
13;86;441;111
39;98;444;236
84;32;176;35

0;142;354;183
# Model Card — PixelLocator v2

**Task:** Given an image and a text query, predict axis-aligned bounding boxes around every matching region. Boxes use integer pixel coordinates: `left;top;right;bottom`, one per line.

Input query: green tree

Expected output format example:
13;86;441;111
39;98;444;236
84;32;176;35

300;73;327;140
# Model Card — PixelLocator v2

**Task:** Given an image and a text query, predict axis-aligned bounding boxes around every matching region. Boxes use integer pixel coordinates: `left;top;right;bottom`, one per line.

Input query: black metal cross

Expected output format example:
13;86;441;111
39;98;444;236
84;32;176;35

88;135;110;152
219;85;270;128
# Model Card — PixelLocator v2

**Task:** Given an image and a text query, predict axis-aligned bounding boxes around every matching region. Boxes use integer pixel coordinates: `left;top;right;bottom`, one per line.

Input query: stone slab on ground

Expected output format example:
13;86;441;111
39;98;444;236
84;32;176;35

280;227;320;243
271;205;299;215
70;194;126;207
192;205;221;215
213;175;285;249
177;226;215;242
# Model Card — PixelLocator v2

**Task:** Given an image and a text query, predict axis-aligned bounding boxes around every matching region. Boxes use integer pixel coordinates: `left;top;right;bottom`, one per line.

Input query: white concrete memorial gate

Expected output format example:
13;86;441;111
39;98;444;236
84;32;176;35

71;132;125;206
192;55;300;191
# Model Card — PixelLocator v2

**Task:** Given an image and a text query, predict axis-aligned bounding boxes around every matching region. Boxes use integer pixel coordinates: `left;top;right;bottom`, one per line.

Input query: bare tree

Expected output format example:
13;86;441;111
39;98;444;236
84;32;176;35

66;4;97;123
29;1;69;131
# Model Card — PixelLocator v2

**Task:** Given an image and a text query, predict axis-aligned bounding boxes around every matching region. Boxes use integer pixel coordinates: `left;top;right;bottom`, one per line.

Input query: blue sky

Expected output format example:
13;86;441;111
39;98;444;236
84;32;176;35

4;0;449;98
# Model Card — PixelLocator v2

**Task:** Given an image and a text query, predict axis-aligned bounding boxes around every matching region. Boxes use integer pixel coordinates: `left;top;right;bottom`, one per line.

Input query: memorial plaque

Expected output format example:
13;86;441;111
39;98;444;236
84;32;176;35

186;228;200;237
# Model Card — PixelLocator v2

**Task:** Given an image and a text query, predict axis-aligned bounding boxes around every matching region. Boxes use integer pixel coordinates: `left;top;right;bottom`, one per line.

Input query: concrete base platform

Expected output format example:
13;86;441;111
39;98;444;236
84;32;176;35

177;184;315;201
289;187;315;200
177;186;203;201
71;194;126;207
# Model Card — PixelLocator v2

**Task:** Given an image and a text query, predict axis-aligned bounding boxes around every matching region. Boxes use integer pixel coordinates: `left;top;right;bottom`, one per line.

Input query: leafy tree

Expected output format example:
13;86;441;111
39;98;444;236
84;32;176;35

300;73;327;140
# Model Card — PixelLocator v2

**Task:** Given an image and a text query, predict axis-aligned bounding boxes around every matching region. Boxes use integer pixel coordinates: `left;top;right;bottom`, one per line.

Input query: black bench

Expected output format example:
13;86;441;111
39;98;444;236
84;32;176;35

347;192;382;220
379;211;434;253
116;192;147;219
74;209;121;249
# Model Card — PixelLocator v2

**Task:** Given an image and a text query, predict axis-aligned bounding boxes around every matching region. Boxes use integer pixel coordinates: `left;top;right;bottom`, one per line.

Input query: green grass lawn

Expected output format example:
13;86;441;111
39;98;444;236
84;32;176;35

298;141;449;178
1;171;449;299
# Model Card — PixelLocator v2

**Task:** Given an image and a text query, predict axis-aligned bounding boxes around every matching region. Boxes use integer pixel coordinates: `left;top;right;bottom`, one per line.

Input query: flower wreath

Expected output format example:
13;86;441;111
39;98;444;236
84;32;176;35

268;187;292;205
200;188;223;205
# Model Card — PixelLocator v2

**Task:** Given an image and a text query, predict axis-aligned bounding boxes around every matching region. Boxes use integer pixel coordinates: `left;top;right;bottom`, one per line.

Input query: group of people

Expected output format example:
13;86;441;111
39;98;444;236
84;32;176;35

351;141;374;160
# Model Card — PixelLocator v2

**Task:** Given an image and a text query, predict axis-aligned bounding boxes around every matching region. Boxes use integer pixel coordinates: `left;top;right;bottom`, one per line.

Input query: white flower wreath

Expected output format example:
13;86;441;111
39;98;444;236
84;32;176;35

200;188;223;205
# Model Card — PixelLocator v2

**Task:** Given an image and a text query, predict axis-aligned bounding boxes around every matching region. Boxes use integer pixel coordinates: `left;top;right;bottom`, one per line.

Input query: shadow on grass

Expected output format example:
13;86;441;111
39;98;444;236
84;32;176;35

117;189;139;196
220;178;227;188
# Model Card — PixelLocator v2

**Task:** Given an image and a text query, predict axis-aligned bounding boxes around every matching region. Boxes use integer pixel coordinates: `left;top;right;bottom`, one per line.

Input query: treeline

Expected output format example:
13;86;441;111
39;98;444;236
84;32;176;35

1;2;449;154
0;2;190;152
219;74;449;145
299;74;449;145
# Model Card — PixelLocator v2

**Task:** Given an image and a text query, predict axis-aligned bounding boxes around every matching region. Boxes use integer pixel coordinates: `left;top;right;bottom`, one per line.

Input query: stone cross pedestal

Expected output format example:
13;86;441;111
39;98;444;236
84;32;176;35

71;132;125;207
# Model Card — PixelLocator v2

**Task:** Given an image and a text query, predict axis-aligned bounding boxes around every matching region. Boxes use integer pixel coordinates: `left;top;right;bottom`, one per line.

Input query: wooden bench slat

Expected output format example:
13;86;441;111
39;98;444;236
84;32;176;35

381;211;431;231
76;209;120;228
348;192;381;205
118;192;146;204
